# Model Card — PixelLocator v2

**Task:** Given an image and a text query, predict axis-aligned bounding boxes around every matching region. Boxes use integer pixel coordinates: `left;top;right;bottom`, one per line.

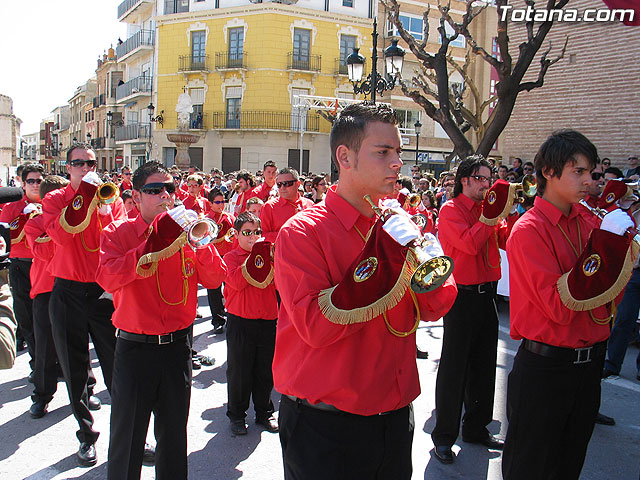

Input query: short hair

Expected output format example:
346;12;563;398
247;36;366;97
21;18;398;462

21;163;45;181
234;211;261;231
16;165;24;176
605;166;624;178
498;164;509;172
453;154;492;198
329;103;399;173
277;167;299;181
513;157;523;166
311;175;325;190
207;187;224;202
395;175;413;191
121;189;133;201
246;197;264;206
236;169;255;187
523;161;534;169
534;130;598;195
263;160;277;170
66;143;94;163
40;175;69;198
121;166;131;172
186;174;203;185
132;161;170;190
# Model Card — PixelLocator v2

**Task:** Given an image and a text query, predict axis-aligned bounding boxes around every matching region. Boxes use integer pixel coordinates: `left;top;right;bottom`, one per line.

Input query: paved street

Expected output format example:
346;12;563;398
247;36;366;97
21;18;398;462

1;289;639;480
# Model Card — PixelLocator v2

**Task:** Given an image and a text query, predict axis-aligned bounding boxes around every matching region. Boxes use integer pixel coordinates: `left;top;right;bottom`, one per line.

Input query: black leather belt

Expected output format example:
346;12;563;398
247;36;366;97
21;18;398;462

284;395;398;416
457;282;496;294
116;326;190;345
523;339;607;365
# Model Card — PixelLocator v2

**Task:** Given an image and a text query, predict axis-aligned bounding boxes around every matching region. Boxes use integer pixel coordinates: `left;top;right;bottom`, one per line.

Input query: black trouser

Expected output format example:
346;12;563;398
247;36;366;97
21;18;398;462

431;285;498;447
226;314;276;423
49;278;116;444
279;395;414;480
31;292;59;403
502;343;604;480
9;259;34;368
108;333;192;480
207;286;225;325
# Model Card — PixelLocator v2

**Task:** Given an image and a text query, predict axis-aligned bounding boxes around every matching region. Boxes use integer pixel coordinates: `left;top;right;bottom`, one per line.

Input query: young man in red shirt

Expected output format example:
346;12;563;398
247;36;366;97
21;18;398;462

97;161;226;479
223;211;278;435
272;103;457;479
0;163;44;375
182;174;210;214
503;130;635;479
120;166;133;191
251;160;278;202
233;170;257;215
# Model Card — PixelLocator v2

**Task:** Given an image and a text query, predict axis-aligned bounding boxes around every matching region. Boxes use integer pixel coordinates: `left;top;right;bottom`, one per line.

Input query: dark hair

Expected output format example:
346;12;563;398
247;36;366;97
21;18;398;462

263;160;277;170
395;175;413;191
16;165;24;176
422;189;436;208
523;161;534;168
311;175;325;190
534;130;598;195
234;211;261;231
132;161;170;190
236;169;255;187
66;143;94;163
121;189;133;201
453;154;492;198
207;187;224;202
329;103;398;173
21;163;45;182
604;166;624;178
40;175;69;198
498;164;509;172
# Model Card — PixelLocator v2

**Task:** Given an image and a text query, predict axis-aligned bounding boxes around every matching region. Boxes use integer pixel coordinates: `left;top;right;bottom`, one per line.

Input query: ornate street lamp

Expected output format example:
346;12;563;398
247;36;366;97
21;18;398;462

147;103;164;126
346;18;405;103
414;120;422;166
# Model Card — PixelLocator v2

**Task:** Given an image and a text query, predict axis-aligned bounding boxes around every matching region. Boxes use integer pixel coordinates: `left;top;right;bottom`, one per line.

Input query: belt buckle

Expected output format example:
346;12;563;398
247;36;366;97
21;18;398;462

477;283;486;294
158;333;173;345
574;347;592;364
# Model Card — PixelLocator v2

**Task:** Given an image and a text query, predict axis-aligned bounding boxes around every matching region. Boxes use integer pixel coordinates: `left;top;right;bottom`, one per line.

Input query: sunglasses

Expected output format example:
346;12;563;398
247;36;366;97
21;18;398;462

25;178;42;185
123;172;132;176
69;159;97;168
210;200;225;204
276;180;296;188
470;175;491;183
240;229;262;237
591;172;604;181
602;162;611;166
140;182;176;195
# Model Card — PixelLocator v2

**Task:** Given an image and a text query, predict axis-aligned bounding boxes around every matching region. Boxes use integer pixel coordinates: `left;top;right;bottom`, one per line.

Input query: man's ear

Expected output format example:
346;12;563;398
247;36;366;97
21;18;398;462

335;145;353;171
541;166;555;181
131;189;141;205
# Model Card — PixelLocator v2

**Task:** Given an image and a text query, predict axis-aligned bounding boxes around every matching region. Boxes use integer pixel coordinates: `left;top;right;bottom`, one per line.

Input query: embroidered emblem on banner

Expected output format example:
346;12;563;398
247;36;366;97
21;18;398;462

72;195;83;210
582;254;601;277
605;192;616;204
184;257;196;277
255;255;265;269
9;218;19;230
487;191;497;205
353;257;378;283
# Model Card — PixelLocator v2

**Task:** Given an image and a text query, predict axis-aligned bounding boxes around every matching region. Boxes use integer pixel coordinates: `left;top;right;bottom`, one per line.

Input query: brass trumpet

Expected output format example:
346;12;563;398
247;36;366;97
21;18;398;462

162;204;219;249
97;181;120;205
579;200;640;247
512;174;537;204
364;195;454;293
406;193;422;209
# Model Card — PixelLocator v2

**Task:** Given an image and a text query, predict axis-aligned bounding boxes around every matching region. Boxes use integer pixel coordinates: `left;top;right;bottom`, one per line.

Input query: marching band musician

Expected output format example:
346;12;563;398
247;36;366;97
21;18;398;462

182;174;210;215
272;103;457;479
23;175;68;419
97;161;226;480
0;163;45;375
503;130;636;480
41;144;126;466
431;155;518;463
206;187;235;334
222;212;279;435
260;167;313;243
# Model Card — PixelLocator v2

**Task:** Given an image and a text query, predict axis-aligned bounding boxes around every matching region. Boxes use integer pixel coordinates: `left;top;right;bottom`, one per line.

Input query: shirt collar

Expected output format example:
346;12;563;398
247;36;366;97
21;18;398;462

456;193;478;211
325;185;370;231
134;212;151;237
534;196;581;226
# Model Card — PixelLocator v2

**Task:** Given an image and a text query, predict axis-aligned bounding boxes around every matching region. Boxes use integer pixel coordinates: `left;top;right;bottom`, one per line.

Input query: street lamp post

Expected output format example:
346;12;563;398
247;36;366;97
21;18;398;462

414;120;422;166
107;111;125;170
346;18;405;103
147;103;164;162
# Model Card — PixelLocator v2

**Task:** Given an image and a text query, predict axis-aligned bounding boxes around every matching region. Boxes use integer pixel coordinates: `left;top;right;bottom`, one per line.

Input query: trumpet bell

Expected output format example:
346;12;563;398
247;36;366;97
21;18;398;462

407;193;422;209
97;182;120;205
411;213;429;231
188;218;219;249
409;233;454;293
520;174;537;197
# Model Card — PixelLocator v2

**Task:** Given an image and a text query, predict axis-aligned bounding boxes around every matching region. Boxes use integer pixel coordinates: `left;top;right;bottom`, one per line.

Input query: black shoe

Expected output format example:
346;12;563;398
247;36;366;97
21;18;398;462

434;445;454;464
142;443;155;465
27;371;34;383
230;421;247;436
77;442;97;467
192;358;202;370
416;348;429;359
595;412;615;426
256;416;279;433
16;339;26;352
462;433;504;450
212;323;225;334
602;368;618;379
196;313;203;318
29;400;49;419
88;395;101;411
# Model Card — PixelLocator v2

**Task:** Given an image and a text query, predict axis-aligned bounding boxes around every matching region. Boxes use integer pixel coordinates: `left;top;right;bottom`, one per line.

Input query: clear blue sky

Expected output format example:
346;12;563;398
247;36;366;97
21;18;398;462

0;0;126;134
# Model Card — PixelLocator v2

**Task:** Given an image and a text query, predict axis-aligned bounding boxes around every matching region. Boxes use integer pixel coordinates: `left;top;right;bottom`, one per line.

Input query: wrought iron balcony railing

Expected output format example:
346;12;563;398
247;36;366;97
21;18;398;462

210;111;320;132
115;75;152;101
177;113;208;130
215;52;247;69
334;58;348;75
178;55;210;72
115;123;150;141
116;29;154;59
287;52;321;72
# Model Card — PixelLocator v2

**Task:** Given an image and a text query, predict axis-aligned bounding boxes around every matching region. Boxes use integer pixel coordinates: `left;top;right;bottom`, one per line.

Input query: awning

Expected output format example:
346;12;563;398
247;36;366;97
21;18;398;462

123;102;136;109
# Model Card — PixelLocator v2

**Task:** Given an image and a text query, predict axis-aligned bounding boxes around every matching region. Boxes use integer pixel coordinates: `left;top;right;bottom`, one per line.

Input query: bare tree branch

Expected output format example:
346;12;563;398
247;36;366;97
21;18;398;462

519;37;568;92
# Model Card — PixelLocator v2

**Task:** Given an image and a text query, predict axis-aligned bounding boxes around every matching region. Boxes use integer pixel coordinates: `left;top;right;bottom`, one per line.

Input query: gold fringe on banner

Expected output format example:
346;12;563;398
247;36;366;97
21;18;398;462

136;232;188;277
480;183;519;226
60;197;99;234
241;261;274;289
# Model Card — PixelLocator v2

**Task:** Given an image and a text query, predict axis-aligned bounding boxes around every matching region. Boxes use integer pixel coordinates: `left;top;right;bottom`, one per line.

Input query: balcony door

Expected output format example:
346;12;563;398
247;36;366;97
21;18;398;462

293;28;310;69
228;27;244;67
191;31;206;70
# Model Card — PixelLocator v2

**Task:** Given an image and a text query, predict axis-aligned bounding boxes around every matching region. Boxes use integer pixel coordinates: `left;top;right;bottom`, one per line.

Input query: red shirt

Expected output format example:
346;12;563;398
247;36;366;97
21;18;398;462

24;214;55;298
97;215;226;334
0;197;33;259
507;196;612;348
175;188;188;201
252;182;276;202
182;195;210;215
120;180;133;192
272;186;457;415
223;246;278;320
438;193;517;285
126;207;139;219
42;183;126;283
234;189;258;215
260;195;314;243
206;210;235;257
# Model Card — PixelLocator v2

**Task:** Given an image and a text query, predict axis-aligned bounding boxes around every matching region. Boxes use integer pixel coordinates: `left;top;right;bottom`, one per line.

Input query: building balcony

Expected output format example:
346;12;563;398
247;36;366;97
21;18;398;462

287;53;321;72
92;94;106;108
116;29;154;62
91;137;106;149
118;0;154;22
178;113;208;130
116;75;152;103
334;58;348;75
115;123;150;142
215;52;247;70
210;111;320;132
178;55;210;73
